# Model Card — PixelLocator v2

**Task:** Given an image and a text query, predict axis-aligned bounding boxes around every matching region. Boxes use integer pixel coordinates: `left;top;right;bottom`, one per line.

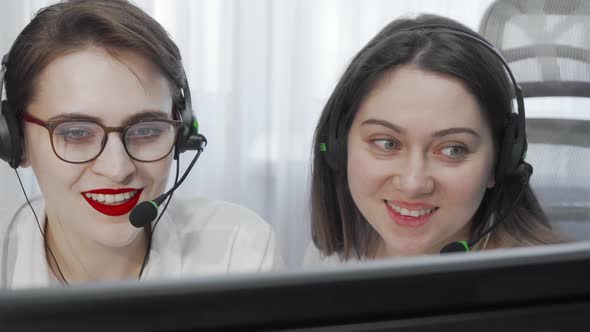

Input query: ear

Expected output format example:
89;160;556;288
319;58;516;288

486;168;495;189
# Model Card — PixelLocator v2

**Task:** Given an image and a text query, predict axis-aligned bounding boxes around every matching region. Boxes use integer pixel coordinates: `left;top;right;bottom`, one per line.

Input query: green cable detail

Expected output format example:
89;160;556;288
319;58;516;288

149;201;159;210
459;240;470;252
320;143;327;152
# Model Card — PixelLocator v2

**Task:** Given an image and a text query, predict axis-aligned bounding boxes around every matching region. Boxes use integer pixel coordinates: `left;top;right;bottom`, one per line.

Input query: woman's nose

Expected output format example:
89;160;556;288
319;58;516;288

90;133;136;183
391;153;435;196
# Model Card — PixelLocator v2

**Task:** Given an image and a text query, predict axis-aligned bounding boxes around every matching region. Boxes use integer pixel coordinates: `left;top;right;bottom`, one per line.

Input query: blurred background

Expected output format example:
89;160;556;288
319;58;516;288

1;0;588;267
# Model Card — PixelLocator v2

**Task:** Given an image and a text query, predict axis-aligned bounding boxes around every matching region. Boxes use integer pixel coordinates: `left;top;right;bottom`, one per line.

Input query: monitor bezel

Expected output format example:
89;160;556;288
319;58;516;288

2;241;590;331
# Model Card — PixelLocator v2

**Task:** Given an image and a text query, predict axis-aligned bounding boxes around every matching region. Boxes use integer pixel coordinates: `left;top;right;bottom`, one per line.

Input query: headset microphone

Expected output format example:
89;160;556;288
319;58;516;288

440;162;533;254
129;134;207;228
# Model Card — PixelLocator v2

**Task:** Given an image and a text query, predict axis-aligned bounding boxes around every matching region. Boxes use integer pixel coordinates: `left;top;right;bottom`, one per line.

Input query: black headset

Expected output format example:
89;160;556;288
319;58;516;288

319;24;528;186
0;47;206;169
318;25;533;253
0;53;21;169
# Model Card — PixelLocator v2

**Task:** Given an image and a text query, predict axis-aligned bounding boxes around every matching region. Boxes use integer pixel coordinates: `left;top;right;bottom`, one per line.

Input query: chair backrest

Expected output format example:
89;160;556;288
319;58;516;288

480;0;590;98
479;0;590;240
525;118;590;239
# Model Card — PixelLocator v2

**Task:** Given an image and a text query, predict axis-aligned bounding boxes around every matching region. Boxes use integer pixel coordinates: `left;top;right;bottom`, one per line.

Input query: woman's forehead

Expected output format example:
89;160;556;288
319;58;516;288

29;47;173;124
356;66;488;131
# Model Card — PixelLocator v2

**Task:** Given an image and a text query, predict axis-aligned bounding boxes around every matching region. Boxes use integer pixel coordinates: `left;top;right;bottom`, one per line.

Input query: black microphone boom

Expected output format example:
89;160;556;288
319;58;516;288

129;194;167;228
440;241;470;254
128;134;206;228
440;162;533;254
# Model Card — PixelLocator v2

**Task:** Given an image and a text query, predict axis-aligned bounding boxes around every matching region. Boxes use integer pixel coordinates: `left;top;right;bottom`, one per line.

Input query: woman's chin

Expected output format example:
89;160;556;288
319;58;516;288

376;242;429;258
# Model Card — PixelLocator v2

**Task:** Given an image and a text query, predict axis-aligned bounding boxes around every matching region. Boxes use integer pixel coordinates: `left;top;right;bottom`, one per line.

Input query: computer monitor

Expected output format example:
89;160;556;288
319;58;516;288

1;241;590;332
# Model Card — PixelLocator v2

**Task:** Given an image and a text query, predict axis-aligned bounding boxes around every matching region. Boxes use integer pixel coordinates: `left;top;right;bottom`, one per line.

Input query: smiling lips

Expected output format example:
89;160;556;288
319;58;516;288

81;188;143;216
385;200;439;228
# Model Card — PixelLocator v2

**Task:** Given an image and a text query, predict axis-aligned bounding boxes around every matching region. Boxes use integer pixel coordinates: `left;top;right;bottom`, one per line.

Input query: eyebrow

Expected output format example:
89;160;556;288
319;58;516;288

361;119;405;134
124;111;171;124
50;110;171;124
361;119;480;138
432;127;480;138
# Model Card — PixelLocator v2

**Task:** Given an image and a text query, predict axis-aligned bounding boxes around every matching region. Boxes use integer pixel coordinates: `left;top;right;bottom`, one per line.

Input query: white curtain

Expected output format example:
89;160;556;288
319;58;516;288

0;0;496;267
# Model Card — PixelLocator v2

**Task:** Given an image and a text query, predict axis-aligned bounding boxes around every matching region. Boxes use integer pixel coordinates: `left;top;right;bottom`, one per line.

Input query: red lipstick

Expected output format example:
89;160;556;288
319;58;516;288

82;188;143;217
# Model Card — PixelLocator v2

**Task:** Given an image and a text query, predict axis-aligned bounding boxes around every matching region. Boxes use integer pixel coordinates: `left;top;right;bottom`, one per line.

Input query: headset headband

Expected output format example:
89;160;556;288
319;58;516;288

406;24;526;129
320;24;528;184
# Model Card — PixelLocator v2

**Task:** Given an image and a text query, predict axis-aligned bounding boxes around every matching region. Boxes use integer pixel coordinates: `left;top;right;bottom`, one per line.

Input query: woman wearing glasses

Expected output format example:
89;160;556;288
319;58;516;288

0;0;279;288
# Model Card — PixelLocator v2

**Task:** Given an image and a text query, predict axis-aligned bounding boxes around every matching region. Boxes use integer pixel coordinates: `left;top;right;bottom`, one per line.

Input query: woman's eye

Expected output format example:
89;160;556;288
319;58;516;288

58;128;91;139
372;139;399;151
439;145;468;159
67;129;88;138
131;128;161;137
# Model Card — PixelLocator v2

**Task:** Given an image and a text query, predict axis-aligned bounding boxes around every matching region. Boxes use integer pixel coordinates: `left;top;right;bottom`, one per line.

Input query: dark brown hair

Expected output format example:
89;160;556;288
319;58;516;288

310;14;564;260
4;0;185;115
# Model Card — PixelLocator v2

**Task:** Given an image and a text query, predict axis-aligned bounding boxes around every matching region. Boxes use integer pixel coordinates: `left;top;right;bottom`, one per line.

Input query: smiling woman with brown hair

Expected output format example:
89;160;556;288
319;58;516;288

0;0;280;288
305;14;565;265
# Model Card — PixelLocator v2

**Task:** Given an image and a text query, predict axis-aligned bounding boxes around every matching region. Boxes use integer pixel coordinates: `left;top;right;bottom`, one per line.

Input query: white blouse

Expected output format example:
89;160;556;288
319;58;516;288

0;197;281;289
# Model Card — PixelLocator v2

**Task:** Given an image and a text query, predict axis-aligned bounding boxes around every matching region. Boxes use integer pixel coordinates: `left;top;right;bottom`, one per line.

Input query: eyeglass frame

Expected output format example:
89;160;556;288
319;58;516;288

21;112;184;164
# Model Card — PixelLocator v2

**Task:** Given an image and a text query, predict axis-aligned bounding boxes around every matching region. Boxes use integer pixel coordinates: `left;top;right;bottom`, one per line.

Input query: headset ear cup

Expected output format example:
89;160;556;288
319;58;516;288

174;110;203;156
322;139;339;171
496;113;522;183
174;117;191;156
173;87;196;156
320;111;349;172
174;76;203;157
0;101;23;169
323;135;347;172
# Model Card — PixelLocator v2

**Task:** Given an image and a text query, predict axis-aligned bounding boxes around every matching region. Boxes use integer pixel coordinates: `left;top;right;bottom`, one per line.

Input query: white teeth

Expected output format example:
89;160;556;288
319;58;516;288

84;190;139;205
387;201;437;217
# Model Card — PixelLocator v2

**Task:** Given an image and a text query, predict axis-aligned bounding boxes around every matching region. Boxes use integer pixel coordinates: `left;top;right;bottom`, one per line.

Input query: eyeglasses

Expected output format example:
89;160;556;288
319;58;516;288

22;113;183;163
